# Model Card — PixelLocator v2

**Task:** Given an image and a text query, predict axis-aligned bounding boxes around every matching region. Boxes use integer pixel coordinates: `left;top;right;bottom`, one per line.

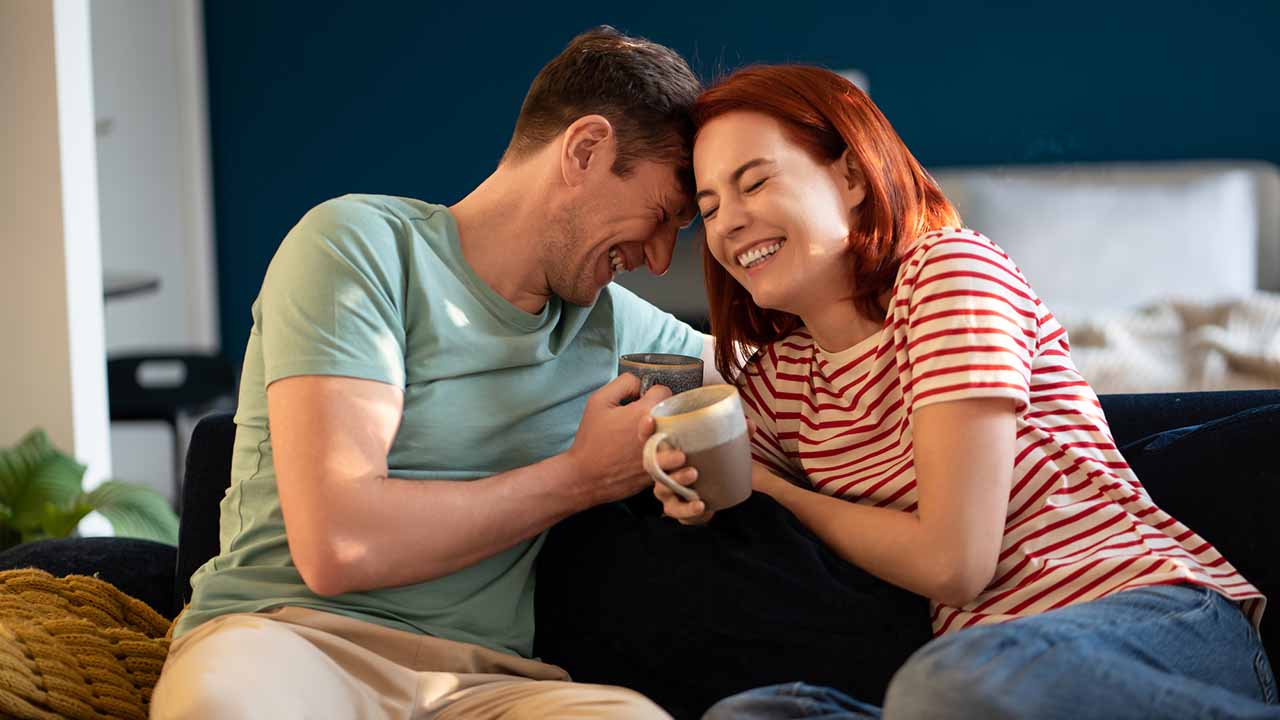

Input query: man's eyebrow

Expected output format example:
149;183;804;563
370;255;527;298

694;158;775;203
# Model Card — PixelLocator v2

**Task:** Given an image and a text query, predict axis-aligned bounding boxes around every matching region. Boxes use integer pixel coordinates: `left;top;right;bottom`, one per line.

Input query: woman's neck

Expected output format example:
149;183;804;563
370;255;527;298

801;295;888;354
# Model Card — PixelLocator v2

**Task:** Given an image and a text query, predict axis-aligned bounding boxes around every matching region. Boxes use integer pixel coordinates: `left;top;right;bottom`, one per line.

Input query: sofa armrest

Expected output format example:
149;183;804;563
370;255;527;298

1099;389;1280;447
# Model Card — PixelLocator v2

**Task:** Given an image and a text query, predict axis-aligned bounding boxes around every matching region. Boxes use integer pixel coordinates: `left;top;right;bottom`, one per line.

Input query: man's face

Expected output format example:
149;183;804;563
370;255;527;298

546;159;695;306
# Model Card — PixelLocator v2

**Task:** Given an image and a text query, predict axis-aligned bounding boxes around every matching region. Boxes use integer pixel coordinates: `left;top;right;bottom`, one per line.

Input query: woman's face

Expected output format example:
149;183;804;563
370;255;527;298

693;111;864;317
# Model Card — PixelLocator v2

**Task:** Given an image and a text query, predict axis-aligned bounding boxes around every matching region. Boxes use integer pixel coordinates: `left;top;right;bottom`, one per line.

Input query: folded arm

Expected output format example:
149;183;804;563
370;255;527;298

760;397;1015;606
270;373;681;597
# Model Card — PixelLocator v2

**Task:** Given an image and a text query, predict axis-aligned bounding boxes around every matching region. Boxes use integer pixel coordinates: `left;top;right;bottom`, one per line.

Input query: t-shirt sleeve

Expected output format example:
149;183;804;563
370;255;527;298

608;283;704;359
894;231;1038;413
736;347;798;482
258;196;407;388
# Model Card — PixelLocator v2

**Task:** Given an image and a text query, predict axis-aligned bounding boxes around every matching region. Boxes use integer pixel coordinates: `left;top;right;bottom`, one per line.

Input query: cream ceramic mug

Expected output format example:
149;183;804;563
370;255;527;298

642;384;752;512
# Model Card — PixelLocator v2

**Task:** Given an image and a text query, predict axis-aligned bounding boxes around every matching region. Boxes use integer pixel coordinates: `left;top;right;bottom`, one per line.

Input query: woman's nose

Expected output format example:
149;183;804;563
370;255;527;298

715;197;750;238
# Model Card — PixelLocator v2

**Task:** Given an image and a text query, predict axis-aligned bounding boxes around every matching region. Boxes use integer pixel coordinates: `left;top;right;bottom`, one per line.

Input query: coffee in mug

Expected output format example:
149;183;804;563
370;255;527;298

643;384;752;512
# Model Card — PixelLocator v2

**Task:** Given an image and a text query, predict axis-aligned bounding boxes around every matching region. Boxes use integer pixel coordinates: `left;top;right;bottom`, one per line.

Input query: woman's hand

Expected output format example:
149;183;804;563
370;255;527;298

643;414;772;525
651;456;715;525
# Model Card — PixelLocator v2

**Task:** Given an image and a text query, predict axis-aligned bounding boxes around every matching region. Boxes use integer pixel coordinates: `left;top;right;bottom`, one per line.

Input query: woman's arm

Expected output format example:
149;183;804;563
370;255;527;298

759;397;1016;606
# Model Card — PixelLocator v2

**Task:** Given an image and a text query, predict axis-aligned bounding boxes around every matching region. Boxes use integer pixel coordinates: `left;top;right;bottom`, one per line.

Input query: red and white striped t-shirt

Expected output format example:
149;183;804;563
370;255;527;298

738;228;1265;635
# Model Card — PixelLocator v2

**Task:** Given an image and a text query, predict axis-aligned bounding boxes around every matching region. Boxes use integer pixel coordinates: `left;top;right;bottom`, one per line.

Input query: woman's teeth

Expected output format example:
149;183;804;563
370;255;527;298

609;247;625;274
737;240;784;268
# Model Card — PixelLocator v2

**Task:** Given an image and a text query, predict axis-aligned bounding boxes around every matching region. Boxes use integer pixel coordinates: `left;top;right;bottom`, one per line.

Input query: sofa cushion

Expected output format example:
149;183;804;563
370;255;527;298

0;537;177;618
1118;402;1280;660
535;494;932;720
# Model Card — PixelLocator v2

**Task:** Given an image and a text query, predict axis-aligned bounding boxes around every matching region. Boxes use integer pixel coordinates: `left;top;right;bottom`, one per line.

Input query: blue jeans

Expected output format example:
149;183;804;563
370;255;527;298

703;584;1278;719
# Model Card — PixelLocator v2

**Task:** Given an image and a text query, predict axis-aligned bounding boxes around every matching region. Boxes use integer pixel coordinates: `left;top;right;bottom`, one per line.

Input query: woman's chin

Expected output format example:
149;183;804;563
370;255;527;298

745;289;787;314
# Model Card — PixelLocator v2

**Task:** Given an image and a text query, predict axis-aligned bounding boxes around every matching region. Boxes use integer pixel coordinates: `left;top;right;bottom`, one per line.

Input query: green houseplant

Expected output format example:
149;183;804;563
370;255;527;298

0;429;178;551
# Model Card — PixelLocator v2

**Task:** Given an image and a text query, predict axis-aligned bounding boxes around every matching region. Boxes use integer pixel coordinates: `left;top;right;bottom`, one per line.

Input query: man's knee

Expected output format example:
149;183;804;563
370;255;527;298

151;616;349;720
152;641;261;720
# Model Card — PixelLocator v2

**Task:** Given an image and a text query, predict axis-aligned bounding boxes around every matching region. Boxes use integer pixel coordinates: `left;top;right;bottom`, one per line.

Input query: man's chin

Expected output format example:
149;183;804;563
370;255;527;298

549;276;605;307
562;286;604;307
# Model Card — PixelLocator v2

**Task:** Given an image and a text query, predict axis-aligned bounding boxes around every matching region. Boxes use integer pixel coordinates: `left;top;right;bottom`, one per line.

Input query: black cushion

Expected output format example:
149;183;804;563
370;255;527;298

535;495;933;719
1118;402;1280;661
1099;389;1280;447
0;536;178;618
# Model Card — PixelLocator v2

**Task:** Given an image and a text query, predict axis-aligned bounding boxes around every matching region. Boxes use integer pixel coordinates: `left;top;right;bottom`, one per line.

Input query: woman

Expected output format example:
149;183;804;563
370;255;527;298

653;65;1277;719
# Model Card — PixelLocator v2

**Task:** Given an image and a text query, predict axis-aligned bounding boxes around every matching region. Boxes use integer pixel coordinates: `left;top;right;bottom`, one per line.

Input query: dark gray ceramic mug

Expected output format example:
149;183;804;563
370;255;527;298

618;353;704;403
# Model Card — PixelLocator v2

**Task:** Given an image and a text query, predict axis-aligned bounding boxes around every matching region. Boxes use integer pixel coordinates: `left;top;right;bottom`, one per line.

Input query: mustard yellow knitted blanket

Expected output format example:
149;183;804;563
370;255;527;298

0;568;171;720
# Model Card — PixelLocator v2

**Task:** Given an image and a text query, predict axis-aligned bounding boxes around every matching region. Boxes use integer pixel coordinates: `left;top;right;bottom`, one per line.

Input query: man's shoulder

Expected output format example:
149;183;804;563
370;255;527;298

297;194;448;237
280;194;455;272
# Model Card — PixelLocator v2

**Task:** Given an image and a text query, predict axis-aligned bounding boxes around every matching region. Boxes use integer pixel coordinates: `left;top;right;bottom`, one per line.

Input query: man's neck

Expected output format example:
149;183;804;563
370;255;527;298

449;160;557;315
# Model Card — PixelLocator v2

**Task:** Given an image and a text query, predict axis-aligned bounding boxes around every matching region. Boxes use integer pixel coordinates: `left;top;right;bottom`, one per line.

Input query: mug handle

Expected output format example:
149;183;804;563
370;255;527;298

643;432;700;503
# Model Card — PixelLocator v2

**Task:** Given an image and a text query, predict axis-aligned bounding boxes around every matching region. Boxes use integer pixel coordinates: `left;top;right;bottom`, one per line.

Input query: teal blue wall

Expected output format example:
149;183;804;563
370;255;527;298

204;1;1280;364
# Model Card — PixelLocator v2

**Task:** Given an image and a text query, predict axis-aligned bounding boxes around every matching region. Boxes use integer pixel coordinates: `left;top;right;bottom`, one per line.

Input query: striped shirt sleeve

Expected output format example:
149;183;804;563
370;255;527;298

736;351;795;481
894;232;1038;413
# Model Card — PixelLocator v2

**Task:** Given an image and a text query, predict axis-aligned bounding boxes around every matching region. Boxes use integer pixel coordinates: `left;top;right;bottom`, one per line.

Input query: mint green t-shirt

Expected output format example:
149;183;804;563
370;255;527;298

174;194;703;657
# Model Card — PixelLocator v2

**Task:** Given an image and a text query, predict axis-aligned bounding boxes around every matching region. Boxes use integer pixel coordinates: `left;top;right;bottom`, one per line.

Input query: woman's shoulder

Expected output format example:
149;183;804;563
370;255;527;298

900;227;1018;270
894;227;1031;295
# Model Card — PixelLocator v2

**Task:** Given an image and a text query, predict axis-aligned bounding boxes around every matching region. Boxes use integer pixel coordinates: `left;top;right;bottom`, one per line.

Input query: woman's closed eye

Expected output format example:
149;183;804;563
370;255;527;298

700;180;765;221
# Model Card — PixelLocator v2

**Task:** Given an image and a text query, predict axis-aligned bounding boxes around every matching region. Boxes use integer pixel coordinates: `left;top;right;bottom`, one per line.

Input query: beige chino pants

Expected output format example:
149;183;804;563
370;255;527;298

150;606;670;719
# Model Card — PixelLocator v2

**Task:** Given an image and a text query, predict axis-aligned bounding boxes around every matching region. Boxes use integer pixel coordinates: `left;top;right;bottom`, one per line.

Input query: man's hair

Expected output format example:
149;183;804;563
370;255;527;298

502;27;701;187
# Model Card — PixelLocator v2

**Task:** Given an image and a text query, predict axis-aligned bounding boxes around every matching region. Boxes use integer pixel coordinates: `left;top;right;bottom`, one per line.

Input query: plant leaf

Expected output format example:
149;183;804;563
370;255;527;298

13;452;86;525
0;429;86;537
0;429;57;505
85;481;178;546
38;498;93;540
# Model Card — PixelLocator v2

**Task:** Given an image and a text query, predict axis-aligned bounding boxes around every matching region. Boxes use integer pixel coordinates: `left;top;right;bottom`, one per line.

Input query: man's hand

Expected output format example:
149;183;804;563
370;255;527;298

564;373;688;507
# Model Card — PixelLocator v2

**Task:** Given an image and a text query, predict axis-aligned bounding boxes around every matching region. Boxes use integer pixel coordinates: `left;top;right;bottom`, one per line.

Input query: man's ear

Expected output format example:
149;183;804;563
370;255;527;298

835;148;867;210
560;115;615;188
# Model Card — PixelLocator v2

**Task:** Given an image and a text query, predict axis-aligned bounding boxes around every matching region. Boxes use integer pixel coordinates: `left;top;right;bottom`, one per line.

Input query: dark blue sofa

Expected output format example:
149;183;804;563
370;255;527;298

3;390;1277;719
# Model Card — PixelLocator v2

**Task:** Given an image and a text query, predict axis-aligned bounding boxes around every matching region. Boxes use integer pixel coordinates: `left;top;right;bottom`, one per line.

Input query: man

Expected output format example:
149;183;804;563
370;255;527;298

151;27;714;719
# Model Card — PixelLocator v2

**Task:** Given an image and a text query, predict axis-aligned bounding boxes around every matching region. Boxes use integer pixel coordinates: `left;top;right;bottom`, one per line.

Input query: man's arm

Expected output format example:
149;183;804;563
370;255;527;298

269;372;688;597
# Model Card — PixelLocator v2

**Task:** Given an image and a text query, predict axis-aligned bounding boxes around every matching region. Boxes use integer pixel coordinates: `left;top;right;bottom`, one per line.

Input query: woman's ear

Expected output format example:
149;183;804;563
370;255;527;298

560;115;614;188
838;148;867;210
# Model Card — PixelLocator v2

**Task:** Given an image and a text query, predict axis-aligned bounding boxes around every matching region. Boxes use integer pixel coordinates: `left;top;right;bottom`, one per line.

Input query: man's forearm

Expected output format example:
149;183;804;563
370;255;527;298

299;452;590;595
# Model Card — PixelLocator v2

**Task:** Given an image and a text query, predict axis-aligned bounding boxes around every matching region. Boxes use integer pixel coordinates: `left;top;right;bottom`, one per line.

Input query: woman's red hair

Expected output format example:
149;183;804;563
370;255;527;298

693;65;961;381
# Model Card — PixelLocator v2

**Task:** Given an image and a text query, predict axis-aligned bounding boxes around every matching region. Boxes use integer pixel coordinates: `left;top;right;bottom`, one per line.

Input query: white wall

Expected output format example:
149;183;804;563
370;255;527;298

92;0;218;502
94;0;217;353
0;0;112;492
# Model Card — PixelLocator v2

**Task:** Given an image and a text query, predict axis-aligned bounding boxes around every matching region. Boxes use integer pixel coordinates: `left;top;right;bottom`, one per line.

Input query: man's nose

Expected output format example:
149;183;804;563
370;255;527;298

644;229;678;277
